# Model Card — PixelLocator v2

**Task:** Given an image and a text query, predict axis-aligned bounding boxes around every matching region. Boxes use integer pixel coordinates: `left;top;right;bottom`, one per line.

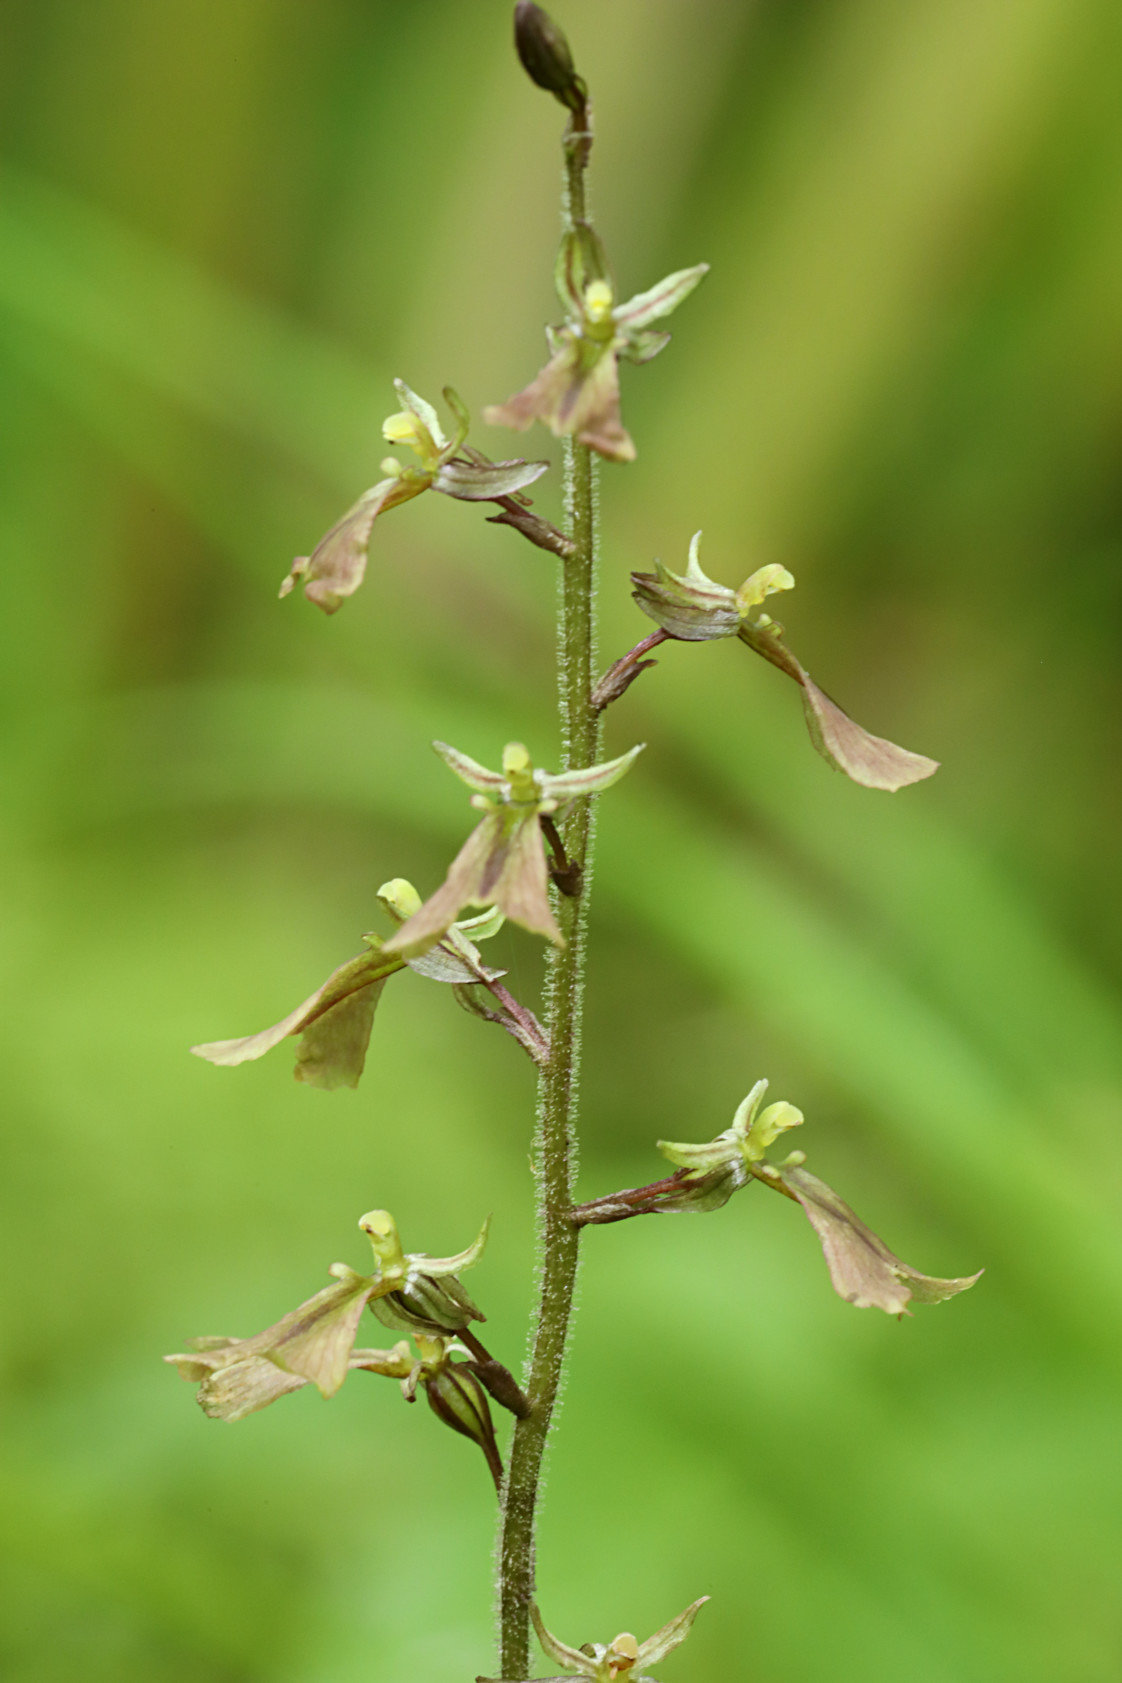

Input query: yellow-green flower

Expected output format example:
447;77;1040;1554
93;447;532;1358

281;380;548;611
190;885;505;1090
164;1210;490;1420
631;532;939;791
382;738;643;958
504;1598;709;1683
658;1080;982;1316
484;228;708;463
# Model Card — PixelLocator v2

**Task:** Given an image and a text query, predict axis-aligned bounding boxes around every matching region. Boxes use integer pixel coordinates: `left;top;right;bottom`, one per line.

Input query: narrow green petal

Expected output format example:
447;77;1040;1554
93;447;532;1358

540;743;644;801
616;328;671;365
432;739;506;794
657;1135;740;1172
411;1213;491;1277
441;384;471;450
614;262;709;330
531;1605;595;1674
635;1597;710;1667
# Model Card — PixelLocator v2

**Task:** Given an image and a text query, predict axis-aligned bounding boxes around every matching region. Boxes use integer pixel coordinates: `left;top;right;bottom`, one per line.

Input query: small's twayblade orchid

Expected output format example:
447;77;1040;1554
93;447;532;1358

281;380;548;611
485;225;707;462
632;532;939;790
383;739;643;958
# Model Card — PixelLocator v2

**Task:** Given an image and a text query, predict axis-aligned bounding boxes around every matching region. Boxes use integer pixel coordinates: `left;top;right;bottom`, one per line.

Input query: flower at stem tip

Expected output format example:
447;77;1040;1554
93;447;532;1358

631;532;939;791
382;739;644;959
484;223;708;463
477;1597;708;1683
280;380;548;612
655;1080;982;1317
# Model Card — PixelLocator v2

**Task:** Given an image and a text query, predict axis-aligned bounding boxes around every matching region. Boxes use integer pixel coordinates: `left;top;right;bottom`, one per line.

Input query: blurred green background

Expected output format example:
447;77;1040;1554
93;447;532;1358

2;2;1121;1679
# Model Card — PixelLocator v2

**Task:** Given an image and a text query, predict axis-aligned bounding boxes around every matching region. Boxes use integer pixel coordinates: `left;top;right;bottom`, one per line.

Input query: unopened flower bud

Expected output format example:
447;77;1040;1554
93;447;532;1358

371;1269;484;1337
514;2;586;112
425;1362;504;1489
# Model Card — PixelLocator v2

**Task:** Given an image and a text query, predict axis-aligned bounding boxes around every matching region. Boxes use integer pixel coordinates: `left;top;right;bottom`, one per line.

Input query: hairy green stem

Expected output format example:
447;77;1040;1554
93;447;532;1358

497;105;599;1681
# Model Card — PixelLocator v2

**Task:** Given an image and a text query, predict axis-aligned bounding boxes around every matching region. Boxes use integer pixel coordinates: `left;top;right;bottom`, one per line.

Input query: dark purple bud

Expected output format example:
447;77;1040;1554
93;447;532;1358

425;1364;504;1490
514;3;586;112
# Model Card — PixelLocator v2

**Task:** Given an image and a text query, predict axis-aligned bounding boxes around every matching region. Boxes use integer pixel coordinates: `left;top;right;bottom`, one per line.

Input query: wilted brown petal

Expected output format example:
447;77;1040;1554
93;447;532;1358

384;810;561;959
165;1341;412;1423
179;1353;307;1422
484;340;636;463
741;625;938;792
770;1163;982;1315
191;947;403;1090
800;678;939;792
164;1269;382;1420
483;342;578;434
279;476;422;614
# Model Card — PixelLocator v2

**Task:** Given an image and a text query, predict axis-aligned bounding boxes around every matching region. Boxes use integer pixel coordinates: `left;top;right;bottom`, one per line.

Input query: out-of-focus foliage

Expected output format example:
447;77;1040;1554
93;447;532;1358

1;2;1121;1680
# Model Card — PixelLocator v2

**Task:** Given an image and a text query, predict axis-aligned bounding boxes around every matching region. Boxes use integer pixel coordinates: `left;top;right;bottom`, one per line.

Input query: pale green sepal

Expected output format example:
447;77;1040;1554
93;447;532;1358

433;457;550;500
636;1597;710;1667
684;529;708;582
630;535;740;640
433;739;508;794
763;1163;983;1315
539;742;644;801
739;1087;804;1161
441;384;471;449
393;377;447;451
405;944;504;986
614;263;710;330
657;1135;739;1173
453;905;506;942
414;1213;491;1277
616;328;671;365
555;222;610;316
653;1163;748;1213
531;1605;594;1673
